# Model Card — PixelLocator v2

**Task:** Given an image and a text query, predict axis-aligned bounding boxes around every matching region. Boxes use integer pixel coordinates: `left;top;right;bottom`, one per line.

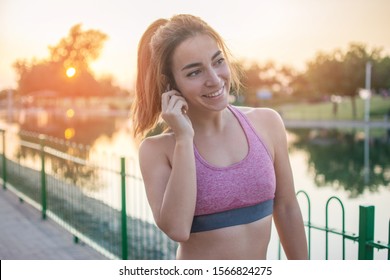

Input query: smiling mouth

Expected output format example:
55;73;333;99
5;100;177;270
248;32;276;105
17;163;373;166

203;86;224;98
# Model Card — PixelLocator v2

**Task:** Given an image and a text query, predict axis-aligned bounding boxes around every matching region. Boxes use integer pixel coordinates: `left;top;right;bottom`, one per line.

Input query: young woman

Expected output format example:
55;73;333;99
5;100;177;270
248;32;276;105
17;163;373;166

132;14;308;260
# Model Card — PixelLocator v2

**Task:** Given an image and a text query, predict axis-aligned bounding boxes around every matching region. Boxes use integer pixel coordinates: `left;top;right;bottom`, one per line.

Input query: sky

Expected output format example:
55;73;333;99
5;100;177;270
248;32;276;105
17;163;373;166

1;0;389;91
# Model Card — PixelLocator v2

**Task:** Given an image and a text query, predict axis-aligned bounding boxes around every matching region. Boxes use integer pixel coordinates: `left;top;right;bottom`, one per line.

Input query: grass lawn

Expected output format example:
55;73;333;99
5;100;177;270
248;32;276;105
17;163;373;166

277;95;390;121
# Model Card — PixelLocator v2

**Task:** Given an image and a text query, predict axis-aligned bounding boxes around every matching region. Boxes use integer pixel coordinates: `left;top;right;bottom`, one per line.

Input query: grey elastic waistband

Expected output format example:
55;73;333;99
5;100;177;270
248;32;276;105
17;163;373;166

191;199;274;233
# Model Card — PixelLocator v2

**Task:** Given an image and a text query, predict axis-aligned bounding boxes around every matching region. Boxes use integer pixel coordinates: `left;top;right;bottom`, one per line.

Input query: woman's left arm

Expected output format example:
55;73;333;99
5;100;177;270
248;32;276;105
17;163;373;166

267;110;308;260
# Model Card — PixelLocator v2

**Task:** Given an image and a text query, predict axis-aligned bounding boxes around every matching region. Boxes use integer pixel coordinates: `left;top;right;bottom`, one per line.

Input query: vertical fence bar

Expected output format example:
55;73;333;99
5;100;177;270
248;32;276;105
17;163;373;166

388;219;390;260
325;196;345;260
39;134;47;220
1;129;7;189
358;205;375;260
121;157;128;260
296;190;311;259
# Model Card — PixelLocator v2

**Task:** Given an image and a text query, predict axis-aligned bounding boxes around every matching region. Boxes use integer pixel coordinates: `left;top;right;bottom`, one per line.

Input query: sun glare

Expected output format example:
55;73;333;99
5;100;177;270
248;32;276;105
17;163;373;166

64;128;75;140
66;67;76;78
66;108;75;118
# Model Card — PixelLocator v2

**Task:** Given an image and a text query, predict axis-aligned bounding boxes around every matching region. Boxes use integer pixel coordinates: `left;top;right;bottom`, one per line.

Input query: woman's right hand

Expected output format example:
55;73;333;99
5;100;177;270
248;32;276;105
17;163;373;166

161;90;194;140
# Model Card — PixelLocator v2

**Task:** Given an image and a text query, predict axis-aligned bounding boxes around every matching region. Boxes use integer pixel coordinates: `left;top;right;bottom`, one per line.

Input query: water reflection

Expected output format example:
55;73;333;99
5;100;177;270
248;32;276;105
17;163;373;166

19;111;118;145
12;111;131;195
16;112;142;191
16;131;102;192
289;128;390;197
11;110;390;198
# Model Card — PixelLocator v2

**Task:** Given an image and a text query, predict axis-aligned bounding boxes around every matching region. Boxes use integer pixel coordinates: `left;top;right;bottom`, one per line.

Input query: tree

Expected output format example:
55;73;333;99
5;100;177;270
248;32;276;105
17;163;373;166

49;23;107;71
303;43;388;118
240;60;296;106
13;24;111;97
340;43;372;118
289;72;312;100
372;56;390;92
305;51;343;97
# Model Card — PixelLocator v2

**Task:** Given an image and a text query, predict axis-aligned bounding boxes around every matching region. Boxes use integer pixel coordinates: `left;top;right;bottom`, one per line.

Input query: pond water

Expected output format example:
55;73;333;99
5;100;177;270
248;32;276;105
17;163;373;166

270;128;390;260
5;112;390;259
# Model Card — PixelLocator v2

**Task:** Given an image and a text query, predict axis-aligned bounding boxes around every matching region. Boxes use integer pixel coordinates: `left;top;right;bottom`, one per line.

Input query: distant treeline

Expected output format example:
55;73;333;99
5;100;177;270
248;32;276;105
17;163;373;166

7;25;390;113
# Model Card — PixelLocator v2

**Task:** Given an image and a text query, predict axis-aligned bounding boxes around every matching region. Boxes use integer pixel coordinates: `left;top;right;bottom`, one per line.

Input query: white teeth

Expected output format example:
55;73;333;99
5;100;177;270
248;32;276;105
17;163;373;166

206;91;220;97
204;87;223;98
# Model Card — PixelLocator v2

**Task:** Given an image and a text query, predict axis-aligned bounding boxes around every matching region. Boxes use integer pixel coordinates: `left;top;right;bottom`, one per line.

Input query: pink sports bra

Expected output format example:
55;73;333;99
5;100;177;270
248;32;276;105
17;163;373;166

191;105;276;232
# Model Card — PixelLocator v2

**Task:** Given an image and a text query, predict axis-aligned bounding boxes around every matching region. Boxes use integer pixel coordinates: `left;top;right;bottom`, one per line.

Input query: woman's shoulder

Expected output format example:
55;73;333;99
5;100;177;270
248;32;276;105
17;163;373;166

139;132;176;158
233;105;284;128
140;131;176;148
233;105;287;156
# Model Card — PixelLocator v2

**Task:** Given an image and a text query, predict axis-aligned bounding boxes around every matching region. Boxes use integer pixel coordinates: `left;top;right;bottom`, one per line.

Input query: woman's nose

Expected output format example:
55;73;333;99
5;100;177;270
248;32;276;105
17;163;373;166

205;68;221;87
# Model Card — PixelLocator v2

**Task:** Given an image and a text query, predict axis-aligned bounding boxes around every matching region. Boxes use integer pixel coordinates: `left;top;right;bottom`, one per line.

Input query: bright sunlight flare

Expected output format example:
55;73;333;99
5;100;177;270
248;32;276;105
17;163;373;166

66;67;76;78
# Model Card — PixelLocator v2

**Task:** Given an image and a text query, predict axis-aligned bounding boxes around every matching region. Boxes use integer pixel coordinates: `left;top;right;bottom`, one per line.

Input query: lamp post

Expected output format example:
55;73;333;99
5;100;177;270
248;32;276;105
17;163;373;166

363;61;372;184
364;61;372;123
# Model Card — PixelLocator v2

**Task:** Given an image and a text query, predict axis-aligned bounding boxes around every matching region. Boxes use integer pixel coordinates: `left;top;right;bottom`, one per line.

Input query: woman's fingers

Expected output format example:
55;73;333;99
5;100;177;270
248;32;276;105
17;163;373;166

161;91;170;111
161;90;193;137
162;91;187;113
166;95;187;113
161;90;177;110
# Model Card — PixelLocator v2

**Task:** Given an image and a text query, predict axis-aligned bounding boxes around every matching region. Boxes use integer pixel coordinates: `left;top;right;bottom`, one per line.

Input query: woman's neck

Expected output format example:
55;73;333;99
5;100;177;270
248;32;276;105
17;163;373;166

188;105;231;136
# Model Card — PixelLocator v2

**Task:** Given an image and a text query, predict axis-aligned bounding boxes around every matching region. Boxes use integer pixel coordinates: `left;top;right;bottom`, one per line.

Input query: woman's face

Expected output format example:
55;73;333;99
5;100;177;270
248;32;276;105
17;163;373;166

170;34;231;112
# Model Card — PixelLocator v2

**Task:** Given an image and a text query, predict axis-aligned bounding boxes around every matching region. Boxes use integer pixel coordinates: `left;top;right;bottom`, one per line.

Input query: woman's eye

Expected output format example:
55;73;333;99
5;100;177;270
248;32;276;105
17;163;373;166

216;57;225;65
187;70;201;77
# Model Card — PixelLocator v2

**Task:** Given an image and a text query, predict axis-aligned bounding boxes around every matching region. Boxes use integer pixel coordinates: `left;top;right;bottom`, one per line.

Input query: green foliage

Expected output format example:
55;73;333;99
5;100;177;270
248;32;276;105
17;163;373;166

373;56;390;90
239;60;296;106
299;43;389;99
237;43;390;107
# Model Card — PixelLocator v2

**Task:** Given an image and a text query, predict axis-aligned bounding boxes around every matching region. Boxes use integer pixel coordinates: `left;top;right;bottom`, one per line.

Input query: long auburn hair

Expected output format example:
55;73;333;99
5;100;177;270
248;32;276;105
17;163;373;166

131;14;242;138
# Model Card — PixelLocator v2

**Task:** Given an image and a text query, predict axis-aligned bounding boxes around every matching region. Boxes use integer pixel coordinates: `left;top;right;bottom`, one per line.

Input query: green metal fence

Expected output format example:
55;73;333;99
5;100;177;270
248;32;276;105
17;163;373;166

1;129;389;260
292;190;390;260
0;129;177;260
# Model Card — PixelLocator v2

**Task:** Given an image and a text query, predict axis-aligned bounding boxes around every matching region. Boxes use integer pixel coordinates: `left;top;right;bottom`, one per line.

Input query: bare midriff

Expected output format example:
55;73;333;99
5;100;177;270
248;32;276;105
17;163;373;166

176;215;272;260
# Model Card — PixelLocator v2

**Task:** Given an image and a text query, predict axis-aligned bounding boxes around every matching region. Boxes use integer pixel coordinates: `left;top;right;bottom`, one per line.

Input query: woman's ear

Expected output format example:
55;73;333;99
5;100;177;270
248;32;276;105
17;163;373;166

162;74;179;93
160;74;169;91
167;73;178;90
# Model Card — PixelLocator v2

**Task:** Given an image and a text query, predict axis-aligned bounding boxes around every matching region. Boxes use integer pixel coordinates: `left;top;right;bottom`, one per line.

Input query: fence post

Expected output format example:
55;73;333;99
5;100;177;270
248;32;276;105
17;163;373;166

388;219;390;260
1;129;7;190
120;157;128;260
39;134;47;220
358;205;374;260
296;190;311;259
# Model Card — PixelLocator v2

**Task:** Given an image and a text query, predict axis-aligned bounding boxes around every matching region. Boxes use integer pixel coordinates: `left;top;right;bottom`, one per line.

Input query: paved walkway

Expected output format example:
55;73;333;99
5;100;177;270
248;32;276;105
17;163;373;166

0;188;107;260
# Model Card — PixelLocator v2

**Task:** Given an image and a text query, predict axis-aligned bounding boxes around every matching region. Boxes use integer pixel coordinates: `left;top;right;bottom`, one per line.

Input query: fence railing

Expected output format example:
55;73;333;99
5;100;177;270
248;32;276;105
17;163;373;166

1;129;389;260
290;190;390;260
0;129;177;260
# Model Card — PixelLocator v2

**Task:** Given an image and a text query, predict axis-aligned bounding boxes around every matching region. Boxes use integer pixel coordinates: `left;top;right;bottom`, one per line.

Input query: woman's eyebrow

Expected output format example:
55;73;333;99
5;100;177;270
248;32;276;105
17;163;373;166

181;50;222;71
